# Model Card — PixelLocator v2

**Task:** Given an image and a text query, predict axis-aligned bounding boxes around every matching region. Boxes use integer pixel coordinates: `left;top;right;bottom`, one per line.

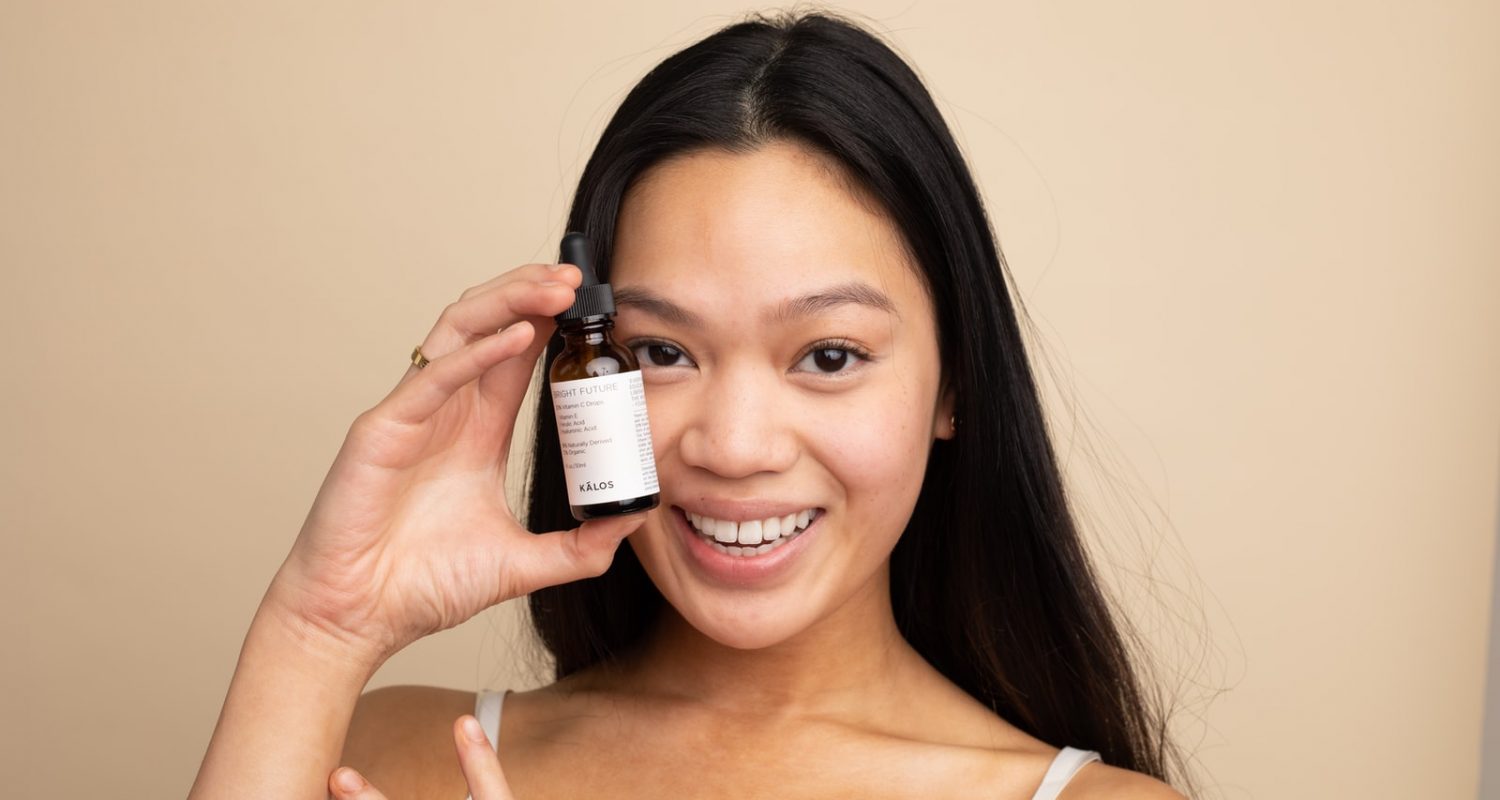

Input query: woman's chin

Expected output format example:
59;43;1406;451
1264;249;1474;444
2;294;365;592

676;599;813;651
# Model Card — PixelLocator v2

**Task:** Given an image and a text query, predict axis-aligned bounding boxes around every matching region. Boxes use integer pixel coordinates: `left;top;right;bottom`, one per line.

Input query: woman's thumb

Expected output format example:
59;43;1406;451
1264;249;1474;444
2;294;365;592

506;512;648;596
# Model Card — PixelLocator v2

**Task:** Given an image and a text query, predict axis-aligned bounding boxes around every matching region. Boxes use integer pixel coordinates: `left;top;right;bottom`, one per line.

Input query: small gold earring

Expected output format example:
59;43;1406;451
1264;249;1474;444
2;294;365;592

949;414;958;433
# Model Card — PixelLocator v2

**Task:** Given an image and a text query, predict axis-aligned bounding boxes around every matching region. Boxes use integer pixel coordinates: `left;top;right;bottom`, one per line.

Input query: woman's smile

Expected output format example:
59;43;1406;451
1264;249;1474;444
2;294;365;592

686;505;820;554
669;502;826;588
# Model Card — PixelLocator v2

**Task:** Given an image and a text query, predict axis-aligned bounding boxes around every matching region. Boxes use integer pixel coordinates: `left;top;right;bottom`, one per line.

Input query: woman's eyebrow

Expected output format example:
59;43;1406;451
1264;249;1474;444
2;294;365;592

612;285;704;328
612;281;899;329
773;281;901;324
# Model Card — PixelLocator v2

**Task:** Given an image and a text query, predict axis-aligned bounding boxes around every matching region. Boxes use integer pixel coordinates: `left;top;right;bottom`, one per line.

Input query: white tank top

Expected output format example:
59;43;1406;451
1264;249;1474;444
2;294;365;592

468;689;1101;800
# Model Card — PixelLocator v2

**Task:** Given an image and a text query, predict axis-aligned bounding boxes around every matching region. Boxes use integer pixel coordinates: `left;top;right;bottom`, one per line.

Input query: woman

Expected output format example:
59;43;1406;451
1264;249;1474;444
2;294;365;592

190;11;1195;799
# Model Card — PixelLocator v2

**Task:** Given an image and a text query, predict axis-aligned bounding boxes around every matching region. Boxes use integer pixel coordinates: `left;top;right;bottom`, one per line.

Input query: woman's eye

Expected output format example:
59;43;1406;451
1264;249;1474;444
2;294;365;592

632;341;693;368
793;343;870;376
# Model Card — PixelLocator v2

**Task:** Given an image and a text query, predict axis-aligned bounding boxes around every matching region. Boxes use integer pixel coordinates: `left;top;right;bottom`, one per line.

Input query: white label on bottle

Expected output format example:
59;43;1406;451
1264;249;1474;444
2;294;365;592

551;370;659;507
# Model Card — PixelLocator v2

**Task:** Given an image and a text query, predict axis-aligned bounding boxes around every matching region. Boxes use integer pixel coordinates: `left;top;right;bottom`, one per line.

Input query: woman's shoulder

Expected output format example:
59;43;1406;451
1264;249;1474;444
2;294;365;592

913;676;1187;799
1047;759;1187;800
340;684;479;798
933;737;1181;800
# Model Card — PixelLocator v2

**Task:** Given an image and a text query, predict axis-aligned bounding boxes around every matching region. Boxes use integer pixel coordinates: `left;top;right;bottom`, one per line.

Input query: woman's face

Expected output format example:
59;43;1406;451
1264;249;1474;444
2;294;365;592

610;140;952;650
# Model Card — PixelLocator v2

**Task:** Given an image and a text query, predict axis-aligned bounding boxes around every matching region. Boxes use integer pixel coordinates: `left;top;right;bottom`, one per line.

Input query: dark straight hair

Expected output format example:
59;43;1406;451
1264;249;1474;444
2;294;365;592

524;9;1193;792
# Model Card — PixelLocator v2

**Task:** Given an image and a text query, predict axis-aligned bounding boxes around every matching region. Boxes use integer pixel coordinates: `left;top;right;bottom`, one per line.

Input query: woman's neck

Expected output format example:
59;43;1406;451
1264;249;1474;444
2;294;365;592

602;561;933;723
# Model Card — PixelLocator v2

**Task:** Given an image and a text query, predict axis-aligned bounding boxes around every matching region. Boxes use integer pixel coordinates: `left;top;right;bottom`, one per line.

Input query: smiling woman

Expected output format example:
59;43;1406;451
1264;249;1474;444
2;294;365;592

515;11;1196;800
594;141;950;638
188;9;1197;800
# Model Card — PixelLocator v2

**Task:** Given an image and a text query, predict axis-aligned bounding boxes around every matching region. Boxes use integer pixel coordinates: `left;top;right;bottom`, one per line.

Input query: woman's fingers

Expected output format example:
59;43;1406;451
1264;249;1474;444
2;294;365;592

502;513;650;598
401;265;581;383
454;714;516;800
328;767;389;799
378;321;537;428
474;306;560;429
459;262;577;304
429;275;578;356
324;716;521;800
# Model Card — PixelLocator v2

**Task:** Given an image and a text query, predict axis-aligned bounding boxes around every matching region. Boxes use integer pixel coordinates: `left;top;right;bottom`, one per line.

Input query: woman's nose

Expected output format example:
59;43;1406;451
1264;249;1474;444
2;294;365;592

676;364;798;479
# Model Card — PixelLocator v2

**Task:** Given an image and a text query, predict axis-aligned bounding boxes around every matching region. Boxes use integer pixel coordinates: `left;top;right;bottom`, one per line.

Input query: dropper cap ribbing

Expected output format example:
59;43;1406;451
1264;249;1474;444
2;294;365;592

554;232;615;322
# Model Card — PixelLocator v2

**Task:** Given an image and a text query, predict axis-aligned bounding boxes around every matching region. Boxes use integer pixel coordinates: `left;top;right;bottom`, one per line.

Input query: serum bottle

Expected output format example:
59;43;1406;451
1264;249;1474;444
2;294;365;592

548;232;660;521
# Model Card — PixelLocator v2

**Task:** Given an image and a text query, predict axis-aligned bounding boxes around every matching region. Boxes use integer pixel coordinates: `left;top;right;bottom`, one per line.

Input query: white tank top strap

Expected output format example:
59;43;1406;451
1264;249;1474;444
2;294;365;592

1029;746;1102;800
473;688;510;749
465;690;511;800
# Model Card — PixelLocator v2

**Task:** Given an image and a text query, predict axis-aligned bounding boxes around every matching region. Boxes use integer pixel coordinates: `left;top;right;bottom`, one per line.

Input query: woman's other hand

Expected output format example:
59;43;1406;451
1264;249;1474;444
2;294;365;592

329;715;514;800
261;261;647;663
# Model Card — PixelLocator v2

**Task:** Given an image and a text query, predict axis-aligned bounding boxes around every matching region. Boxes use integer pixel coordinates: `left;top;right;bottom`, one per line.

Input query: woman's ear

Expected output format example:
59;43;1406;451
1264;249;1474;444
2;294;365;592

933;384;957;440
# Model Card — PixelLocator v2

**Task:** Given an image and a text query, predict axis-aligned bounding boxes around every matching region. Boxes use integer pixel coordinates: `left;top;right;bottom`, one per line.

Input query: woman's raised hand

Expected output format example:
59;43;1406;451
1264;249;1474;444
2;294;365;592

262;261;647;664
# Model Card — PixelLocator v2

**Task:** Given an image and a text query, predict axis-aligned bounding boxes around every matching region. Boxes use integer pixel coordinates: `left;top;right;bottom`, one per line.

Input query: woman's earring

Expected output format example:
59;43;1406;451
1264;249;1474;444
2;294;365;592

949;414;958;436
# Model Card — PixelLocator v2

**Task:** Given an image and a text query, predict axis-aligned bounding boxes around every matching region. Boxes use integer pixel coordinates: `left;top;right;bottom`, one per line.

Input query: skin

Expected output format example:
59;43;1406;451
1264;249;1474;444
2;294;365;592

331;141;1185;799
610;140;954;674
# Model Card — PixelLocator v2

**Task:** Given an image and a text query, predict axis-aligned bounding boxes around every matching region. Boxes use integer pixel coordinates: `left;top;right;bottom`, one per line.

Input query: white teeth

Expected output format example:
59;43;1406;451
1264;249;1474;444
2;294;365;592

710;536;793;557
763;516;782;541
737;519;763;546
687;507;819;556
713;518;736;544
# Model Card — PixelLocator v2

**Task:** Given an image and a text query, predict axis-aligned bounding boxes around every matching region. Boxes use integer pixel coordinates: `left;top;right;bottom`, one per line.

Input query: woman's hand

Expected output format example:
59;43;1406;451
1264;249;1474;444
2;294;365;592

261;260;648;662
328;715;513;800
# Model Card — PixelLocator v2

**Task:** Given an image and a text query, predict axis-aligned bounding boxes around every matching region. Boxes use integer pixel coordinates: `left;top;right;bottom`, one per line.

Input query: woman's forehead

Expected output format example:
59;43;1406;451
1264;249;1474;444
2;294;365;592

611;143;925;314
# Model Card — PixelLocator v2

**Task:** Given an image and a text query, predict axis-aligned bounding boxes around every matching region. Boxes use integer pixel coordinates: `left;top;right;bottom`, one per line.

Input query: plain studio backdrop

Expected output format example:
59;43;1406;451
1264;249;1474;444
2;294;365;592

2;2;1497;798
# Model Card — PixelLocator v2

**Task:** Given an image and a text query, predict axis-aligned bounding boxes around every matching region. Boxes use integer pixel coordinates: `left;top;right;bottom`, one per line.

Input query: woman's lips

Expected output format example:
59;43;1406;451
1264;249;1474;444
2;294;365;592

672;504;821;588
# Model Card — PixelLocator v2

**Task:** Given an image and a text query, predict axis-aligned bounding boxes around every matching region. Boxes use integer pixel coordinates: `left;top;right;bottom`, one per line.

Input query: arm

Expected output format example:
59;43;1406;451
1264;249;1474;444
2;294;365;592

187;261;639;797
187;599;384;800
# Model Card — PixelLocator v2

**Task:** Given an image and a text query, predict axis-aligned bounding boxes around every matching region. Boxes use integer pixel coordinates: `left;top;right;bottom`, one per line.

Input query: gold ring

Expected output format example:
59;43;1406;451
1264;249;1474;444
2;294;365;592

410;345;430;370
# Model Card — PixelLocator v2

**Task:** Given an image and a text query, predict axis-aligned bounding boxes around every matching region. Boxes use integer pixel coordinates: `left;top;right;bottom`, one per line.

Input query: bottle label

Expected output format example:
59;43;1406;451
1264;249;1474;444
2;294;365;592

550;370;660;507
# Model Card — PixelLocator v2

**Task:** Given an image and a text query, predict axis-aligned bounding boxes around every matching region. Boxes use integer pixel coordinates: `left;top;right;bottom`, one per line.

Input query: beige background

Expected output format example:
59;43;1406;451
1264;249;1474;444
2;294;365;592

2;1;1496;797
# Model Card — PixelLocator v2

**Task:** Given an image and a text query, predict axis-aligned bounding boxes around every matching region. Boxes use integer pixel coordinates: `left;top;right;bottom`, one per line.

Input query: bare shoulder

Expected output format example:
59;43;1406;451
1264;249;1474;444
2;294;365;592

340;684;477;798
901;683;1187;800
1059;761;1188;800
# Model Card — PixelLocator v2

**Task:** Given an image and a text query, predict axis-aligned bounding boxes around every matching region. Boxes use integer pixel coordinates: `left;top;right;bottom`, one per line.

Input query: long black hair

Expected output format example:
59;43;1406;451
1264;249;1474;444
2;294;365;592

523;9;1194;792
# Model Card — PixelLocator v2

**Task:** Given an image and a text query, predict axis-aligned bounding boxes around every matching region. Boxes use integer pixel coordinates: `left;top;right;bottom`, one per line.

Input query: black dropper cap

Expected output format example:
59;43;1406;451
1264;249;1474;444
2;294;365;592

554;231;616;322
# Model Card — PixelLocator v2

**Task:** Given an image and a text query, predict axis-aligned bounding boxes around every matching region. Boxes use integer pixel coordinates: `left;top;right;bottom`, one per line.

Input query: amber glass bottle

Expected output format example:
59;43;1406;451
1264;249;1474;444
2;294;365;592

547;232;660;521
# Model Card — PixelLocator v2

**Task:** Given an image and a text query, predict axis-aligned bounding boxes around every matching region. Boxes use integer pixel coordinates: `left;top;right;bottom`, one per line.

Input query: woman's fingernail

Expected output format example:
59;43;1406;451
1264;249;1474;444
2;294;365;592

463;715;488;743
334;767;365;792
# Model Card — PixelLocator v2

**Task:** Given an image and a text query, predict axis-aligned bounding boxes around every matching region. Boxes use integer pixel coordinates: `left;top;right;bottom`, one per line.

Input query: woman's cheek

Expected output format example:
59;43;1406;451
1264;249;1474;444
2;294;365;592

640;377;688;460
805;386;931;514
